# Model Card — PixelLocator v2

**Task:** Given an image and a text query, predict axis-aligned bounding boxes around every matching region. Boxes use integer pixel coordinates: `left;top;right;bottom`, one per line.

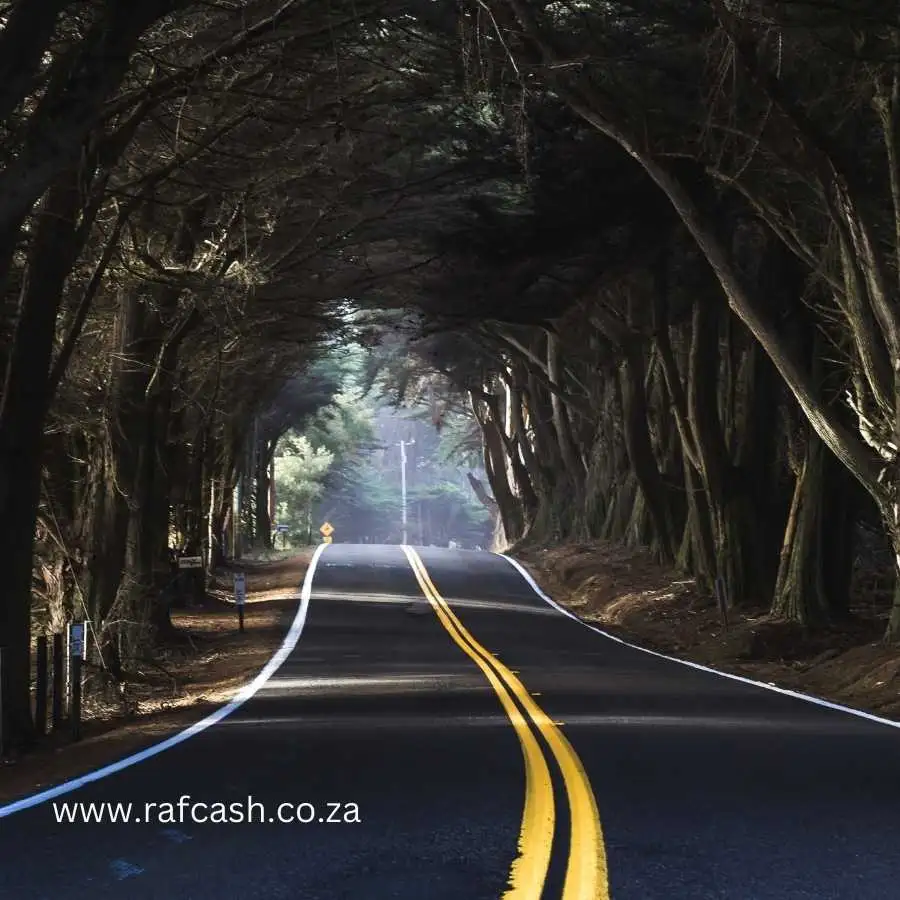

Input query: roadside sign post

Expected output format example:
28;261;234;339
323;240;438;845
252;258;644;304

69;622;84;742
234;572;247;632
320;521;334;545
177;555;205;608
276;523;289;550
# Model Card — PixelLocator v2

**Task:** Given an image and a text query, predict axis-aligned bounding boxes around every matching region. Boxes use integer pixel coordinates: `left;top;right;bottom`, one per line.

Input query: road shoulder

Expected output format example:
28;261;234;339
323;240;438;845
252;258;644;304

0;551;312;805
514;541;900;724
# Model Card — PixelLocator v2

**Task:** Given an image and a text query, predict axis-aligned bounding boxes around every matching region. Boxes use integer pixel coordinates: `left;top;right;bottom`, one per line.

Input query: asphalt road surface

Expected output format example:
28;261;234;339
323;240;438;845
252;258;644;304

2;543;900;899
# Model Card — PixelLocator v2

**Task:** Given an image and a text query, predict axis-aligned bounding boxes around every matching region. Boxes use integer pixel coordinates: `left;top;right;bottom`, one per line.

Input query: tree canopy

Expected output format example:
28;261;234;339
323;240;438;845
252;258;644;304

4;0;900;750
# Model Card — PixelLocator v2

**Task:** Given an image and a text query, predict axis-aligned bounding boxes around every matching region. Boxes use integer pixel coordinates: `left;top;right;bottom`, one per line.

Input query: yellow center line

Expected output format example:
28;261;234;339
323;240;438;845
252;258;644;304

401;546;554;899
403;546;610;900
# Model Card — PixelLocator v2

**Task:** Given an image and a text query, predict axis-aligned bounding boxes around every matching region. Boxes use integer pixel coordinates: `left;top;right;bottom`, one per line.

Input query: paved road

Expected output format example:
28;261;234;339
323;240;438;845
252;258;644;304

1;543;900;899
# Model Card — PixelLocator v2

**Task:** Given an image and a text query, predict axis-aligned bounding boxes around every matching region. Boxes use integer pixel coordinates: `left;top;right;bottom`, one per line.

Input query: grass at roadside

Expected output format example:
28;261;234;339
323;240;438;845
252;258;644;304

0;551;313;807
515;541;900;722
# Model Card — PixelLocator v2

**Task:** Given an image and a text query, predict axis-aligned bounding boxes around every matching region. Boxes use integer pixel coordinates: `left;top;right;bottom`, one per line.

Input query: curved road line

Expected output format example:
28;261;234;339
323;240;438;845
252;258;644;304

0;544;329;819
402;547;555;900
405;546;609;900
499;551;900;731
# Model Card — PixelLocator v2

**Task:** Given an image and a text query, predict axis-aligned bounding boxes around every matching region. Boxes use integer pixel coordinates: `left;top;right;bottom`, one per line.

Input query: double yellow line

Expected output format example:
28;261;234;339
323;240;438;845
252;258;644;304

402;546;609;900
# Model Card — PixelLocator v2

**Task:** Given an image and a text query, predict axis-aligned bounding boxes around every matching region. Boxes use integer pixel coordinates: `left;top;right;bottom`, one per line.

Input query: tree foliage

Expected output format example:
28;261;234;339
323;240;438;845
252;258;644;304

5;0;900;751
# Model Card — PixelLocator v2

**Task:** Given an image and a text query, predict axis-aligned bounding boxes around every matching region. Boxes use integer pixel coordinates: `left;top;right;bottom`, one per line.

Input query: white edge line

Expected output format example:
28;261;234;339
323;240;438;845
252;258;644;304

496;551;900;731
0;544;329;819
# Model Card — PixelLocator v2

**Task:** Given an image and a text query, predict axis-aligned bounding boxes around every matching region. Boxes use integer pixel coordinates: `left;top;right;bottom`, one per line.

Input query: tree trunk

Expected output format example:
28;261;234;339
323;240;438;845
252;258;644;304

471;390;523;542
546;330;586;489
0;176;82;748
676;456;716;588
618;342;675;562
510;364;548;494
209;434;236;569
255;439;273;549
771;431;829;624
685;295;753;606
493;385;539;523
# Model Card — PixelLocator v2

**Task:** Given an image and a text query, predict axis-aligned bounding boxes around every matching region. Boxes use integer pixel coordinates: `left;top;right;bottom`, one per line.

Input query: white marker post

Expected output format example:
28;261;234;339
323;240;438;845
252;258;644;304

233;572;247;632
68;623;84;741
69;623;84;659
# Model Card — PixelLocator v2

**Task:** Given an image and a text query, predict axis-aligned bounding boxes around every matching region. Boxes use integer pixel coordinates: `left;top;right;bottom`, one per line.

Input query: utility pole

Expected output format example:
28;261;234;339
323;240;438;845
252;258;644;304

399;438;415;545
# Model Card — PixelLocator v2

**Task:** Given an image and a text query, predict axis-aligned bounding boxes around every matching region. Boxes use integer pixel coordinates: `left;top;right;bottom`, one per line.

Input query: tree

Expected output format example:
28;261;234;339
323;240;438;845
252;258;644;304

7;0;900;754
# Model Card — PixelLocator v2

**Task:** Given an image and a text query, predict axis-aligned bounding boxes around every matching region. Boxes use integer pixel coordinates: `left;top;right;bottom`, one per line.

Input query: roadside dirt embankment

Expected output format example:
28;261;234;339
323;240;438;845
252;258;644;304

516;541;900;722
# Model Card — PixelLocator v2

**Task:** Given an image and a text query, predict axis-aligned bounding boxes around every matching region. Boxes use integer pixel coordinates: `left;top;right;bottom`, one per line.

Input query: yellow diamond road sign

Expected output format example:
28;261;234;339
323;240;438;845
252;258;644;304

320;521;334;538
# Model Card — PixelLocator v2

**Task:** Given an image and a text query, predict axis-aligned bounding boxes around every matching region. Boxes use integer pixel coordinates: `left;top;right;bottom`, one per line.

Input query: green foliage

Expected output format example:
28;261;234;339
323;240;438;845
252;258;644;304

302;391;376;458
274;435;333;539
273;383;375;542
272;348;493;547
436;413;483;469
408;479;491;546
